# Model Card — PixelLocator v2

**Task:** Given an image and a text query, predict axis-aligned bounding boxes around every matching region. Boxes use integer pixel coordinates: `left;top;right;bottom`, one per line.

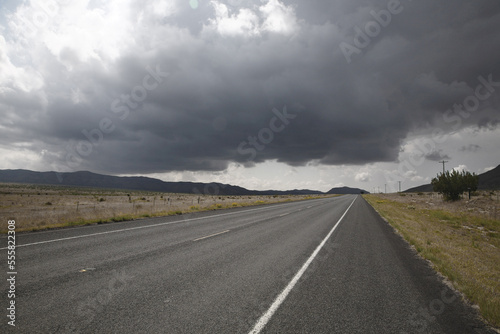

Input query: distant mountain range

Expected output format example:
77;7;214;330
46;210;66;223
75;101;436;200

326;186;369;194
405;164;500;192
0;169;369;195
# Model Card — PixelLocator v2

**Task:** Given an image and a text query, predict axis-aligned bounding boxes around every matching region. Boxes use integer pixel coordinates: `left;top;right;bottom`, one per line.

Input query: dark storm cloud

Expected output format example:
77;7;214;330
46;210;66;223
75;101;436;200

1;0;500;174
459;144;481;153
424;150;451;162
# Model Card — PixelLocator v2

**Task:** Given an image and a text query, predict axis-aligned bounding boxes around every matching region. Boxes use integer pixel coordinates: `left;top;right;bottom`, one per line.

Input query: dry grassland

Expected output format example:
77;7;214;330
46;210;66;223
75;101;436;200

364;191;500;328
0;183;333;233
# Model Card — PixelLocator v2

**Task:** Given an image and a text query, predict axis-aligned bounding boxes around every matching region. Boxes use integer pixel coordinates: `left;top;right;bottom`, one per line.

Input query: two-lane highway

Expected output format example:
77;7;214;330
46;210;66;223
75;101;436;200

2;195;496;333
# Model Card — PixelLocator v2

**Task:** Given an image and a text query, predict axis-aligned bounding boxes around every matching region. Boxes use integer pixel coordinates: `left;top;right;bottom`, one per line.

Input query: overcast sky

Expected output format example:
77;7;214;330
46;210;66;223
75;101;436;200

1;0;499;192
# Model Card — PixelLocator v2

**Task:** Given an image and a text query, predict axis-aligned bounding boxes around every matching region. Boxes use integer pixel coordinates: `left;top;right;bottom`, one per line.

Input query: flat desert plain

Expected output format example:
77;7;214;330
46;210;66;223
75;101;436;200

0;183;333;232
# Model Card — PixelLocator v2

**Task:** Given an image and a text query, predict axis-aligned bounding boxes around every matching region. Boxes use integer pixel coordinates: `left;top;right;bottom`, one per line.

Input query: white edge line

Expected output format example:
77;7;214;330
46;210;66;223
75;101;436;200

248;195;357;334
0;197;334;249
192;230;230;242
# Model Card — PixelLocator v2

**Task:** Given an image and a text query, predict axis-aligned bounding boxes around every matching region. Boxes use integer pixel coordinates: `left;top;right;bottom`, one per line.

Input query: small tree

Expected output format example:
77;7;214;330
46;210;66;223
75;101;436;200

431;170;478;201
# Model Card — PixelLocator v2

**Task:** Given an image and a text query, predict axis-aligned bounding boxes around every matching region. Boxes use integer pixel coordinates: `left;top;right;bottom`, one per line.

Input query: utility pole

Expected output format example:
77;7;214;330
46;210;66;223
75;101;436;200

438;160;448;174
398;181;401;193
385;184;387;194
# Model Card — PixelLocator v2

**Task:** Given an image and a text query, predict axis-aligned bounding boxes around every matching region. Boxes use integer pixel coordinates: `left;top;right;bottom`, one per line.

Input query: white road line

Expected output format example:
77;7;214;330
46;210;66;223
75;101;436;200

248;196;357;334
192;230;230;242
279;213;290;217
0;198;333;249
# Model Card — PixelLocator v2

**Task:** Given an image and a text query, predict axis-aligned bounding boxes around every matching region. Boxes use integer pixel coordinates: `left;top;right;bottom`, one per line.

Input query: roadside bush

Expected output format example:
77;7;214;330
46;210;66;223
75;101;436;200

431;170;478;201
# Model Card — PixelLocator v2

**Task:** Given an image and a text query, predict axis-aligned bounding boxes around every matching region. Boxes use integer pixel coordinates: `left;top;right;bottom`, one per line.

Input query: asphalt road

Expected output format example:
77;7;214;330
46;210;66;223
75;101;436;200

1;195;496;333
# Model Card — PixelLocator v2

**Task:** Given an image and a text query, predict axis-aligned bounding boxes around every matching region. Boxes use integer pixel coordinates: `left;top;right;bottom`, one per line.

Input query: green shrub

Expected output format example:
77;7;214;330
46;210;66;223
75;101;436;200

431;170;478;201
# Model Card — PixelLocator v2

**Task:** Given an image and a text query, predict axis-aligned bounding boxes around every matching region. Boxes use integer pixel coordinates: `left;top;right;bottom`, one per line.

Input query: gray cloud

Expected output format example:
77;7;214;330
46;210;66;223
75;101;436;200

459;144;481;153
1;0;499;175
425;150;451;162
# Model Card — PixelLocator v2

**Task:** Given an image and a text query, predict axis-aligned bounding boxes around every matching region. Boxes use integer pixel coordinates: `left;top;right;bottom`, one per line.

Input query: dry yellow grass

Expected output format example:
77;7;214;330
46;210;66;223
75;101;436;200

0;183;334;233
364;193;500;328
